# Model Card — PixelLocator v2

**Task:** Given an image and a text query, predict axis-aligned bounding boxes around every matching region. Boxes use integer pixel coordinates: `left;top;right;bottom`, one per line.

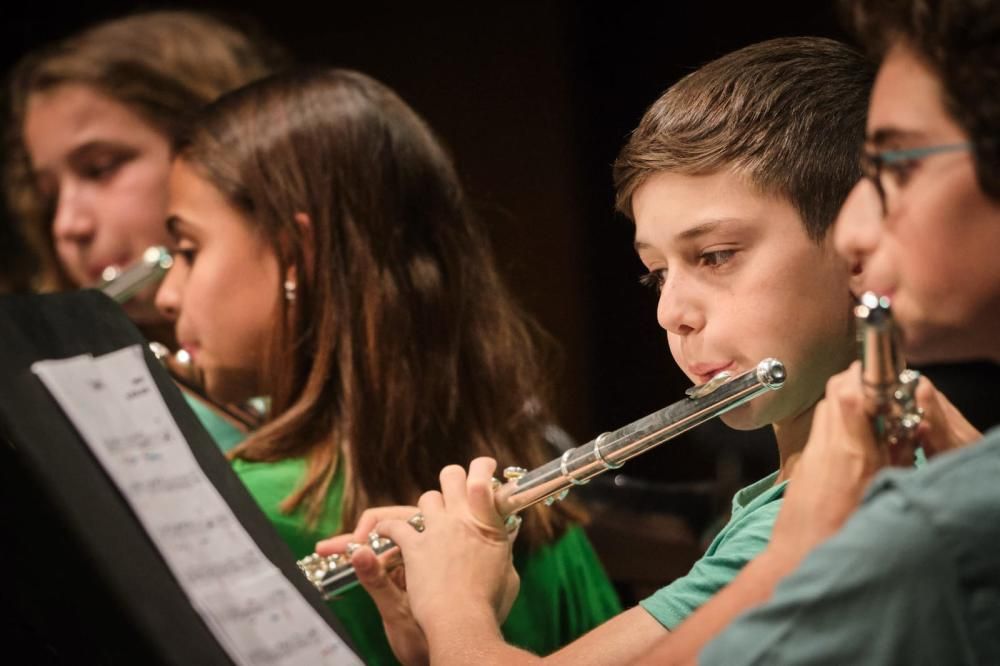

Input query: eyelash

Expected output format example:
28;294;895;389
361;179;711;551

884;160;918;185
699;249;736;268
638;250;737;292
79;155;126;181
638;270;665;291
34;155;128;212
174;246;198;265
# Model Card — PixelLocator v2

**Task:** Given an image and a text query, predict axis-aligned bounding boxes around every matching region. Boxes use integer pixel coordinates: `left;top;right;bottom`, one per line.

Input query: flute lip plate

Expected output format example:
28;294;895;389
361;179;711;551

685;370;733;399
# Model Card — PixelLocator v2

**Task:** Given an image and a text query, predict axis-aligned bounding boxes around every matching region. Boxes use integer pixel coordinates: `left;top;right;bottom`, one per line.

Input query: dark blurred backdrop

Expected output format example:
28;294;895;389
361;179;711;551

4;2;997;544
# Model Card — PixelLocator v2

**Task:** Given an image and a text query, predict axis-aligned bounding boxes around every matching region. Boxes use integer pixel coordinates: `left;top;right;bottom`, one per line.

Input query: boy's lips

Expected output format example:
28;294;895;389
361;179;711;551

688;361;735;384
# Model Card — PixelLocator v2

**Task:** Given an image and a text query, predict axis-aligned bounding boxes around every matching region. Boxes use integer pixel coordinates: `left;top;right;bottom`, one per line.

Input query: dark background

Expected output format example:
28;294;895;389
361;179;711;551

6;0;1000;608
0;1;849;485
7;2;995;494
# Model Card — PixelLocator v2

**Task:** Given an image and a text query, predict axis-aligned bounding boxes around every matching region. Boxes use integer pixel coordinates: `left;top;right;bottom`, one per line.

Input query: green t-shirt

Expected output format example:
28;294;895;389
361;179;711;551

233;457;621;664
640;471;787;629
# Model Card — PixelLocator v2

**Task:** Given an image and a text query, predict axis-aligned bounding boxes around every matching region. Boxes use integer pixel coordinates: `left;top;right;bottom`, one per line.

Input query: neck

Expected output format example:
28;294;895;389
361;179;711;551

771;404;816;484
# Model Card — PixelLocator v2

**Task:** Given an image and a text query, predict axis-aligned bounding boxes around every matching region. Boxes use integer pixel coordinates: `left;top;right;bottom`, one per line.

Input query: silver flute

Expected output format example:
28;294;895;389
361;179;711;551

96;246;174;304
854;291;922;446
298;356;787;599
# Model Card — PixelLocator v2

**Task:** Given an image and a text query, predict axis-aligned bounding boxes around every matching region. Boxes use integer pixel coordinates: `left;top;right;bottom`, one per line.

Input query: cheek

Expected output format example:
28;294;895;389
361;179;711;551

666;331;682;365
220;263;280;362
106;161;172;247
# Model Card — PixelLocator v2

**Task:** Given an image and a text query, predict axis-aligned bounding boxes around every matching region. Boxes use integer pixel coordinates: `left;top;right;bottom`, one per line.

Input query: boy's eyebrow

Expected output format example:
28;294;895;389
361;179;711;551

634;219;741;253
867;127;928;148
675;219;736;243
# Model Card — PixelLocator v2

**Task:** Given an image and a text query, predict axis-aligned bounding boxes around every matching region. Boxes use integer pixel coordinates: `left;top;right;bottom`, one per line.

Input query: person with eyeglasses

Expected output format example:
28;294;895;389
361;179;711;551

631;0;1000;662
860;142;972;216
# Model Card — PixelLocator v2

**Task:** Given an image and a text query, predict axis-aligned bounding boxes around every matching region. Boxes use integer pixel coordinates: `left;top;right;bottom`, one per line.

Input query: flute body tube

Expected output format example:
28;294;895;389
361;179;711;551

299;357;787;599
96;246;173;304
855;291;922;446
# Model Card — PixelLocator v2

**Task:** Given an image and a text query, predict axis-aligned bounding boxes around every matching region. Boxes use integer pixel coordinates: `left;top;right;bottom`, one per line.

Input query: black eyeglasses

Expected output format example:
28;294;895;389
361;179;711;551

860;142;972;215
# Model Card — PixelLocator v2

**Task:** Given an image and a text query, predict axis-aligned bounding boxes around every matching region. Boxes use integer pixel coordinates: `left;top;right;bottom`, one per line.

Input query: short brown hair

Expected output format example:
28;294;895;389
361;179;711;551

178;68;577;548
3;10;287;289
844;0;1000;199
614;37;875;240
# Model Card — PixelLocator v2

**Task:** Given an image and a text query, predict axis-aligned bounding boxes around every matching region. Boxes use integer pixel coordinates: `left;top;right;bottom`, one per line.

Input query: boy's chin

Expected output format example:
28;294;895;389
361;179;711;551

718;403;770;431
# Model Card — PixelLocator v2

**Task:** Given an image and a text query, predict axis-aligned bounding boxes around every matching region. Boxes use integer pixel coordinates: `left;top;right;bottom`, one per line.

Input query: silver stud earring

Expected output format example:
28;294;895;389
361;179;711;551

284;280;297;302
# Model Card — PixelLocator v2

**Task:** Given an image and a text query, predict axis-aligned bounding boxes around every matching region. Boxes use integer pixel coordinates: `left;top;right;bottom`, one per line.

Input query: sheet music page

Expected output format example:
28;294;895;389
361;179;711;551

33;345;361;666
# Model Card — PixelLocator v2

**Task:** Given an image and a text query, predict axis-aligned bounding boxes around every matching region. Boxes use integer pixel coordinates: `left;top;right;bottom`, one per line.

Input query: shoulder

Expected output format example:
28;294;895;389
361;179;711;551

232;456;306;486
230;457;309;518
864;431;1000;561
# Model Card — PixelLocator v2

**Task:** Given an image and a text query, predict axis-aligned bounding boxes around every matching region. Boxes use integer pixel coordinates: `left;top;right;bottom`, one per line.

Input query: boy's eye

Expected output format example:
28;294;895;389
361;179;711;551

699;249;736;267
174;244;198;265
883;159;918;187
639;269;666;292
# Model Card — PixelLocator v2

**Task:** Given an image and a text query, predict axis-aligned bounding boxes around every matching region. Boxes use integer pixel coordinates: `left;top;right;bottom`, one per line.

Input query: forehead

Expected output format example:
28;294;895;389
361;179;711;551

23;83;160;163
868;44;965;143
631;169;800;244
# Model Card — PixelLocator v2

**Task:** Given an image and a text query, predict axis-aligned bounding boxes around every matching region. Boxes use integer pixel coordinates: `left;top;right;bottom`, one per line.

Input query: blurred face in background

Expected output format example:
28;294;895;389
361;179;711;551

23;82;173;324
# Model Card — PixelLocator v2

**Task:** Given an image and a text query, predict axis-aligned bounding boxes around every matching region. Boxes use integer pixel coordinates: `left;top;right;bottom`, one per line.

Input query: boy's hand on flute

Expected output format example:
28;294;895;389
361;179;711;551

769;363;980;568
318;506;428;665
913;375;981;459
769;362;888;564
315;457;520;665
374;457;520;630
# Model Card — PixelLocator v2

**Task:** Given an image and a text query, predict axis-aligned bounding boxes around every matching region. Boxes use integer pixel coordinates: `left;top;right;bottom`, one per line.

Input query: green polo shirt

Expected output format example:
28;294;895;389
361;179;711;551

641;471;787;629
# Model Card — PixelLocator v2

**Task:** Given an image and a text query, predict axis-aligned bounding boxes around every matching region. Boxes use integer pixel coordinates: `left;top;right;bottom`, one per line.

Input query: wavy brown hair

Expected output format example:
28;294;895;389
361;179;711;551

843;0;1000;200
3;10;287;290
177;68;577;549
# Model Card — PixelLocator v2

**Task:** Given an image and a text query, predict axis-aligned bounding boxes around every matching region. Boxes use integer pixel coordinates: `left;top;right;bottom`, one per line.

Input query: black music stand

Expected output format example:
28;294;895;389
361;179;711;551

0;291;357;665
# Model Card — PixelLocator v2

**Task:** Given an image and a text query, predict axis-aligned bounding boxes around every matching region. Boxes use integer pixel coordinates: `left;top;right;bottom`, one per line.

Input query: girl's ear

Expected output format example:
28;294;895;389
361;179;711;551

284;212;314;288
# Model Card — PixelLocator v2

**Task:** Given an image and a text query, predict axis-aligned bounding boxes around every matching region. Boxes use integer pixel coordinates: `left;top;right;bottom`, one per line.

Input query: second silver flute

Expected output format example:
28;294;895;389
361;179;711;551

299;357;786;598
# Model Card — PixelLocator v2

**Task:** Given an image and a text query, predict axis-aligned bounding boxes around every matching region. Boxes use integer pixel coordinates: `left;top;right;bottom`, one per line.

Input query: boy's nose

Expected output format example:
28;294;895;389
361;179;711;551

657;276;705;336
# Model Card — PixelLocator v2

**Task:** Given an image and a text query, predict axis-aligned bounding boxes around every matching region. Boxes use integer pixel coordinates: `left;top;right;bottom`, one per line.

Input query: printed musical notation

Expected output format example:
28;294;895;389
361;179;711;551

33;345;361;666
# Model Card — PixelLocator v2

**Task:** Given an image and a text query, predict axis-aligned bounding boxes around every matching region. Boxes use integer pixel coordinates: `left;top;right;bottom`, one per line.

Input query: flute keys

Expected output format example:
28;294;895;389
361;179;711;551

543;488;570;506
369;532;393;551
504;514;523;534
503;466;528;481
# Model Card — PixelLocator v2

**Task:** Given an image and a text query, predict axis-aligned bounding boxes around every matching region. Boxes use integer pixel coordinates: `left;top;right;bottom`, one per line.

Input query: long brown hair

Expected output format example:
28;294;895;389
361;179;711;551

4;10;287;290
178;68;576;548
